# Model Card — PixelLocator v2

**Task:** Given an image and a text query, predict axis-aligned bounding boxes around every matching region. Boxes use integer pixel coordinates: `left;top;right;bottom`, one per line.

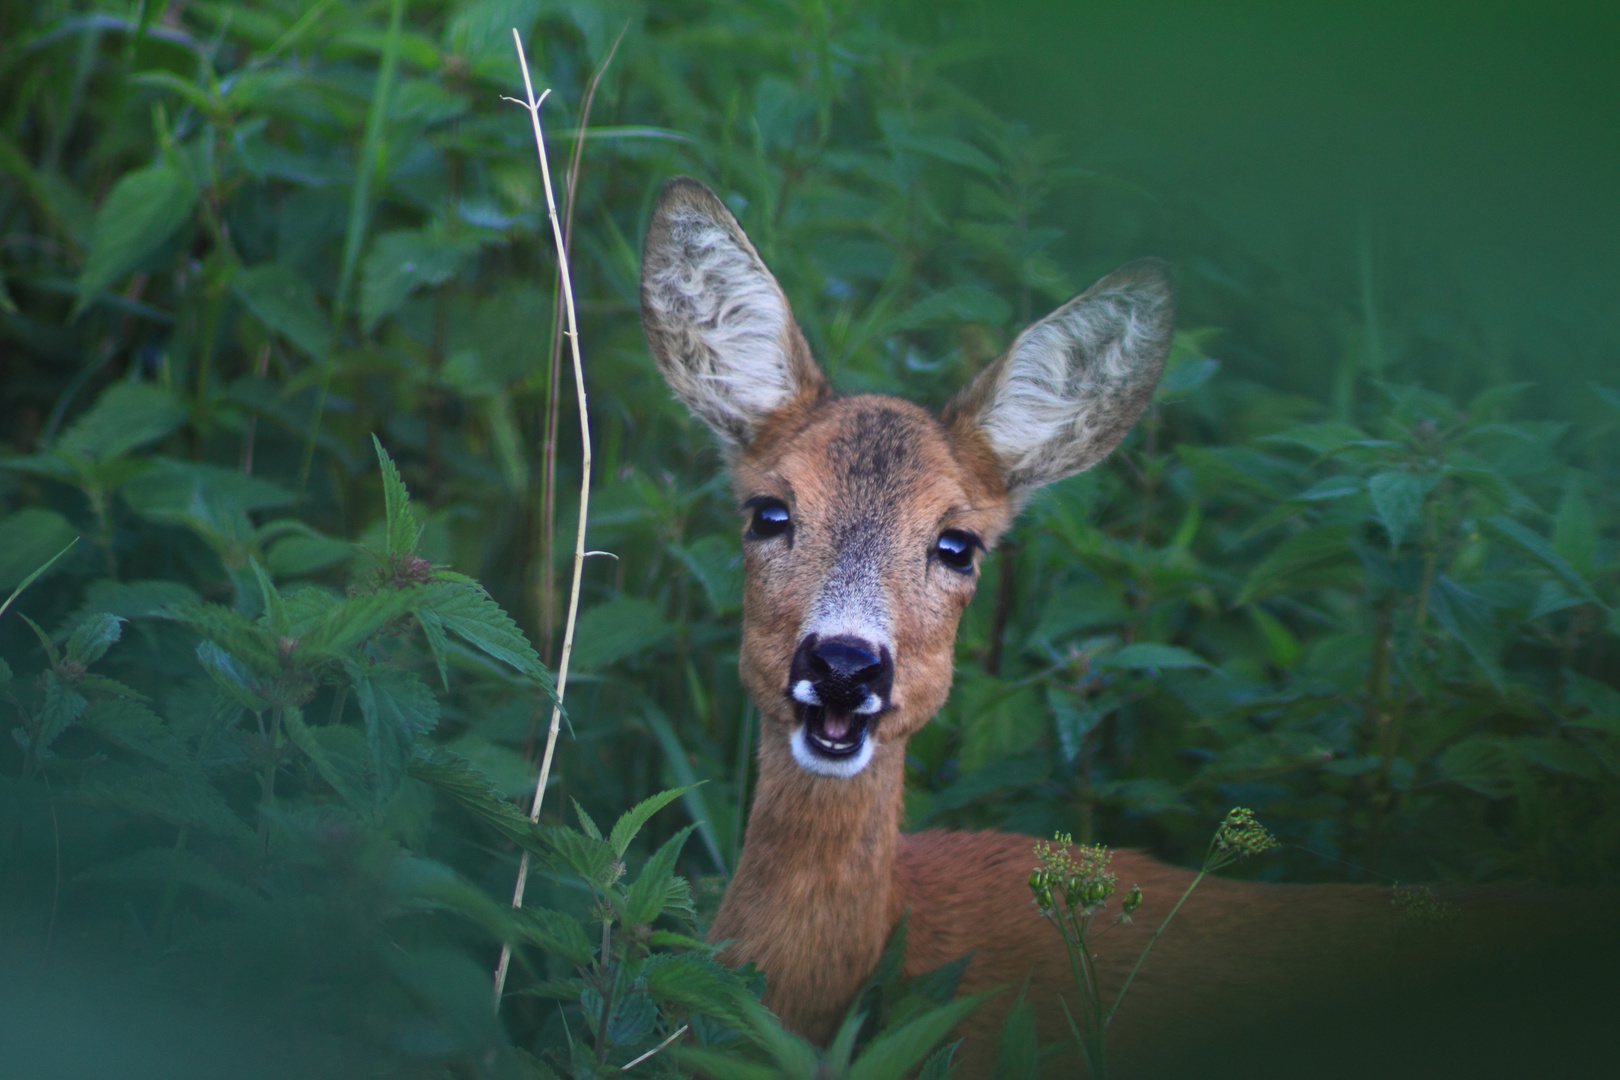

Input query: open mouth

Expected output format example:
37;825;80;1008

800;704;870;758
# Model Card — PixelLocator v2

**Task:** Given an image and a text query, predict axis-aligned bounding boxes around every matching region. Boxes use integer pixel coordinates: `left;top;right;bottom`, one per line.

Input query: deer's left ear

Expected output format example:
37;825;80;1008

946;259;1174;496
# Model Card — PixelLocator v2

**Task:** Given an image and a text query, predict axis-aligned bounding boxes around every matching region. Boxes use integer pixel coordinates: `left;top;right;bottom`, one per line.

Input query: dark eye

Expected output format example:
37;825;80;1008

935;530;979;572
746;498;791;539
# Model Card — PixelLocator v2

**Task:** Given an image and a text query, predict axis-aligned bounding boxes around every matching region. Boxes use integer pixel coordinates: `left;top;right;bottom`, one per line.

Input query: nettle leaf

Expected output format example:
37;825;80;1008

63;612;125;667
77;162;197;307
36;670;88;750
57;579;199;632
848;991;997;1080
1553;477;1598;576
888;284;1011;332
1482;516;1599;603
77;768;257;852
538;824;616;886
424;582;551;687
283;707;366;808
408;746;545;853
1437;736;1517;798
567;595;674;670
625;823;698;925
120;458;296;517
360;227;478;331
179;603;280;672
1368;470;1439;550
512;906;596;968
609;783;699;858
416;608;451;689
349;661;440;798
264;533;354;576
196;640;270;711
232;262;331;362
1099;642;1210;671
668;536;743;614
1428;576;1505;691
0;509;79;592
371;434;419;558
55;382;185;462
247;559;289;638
300;585;428;658
81;696;190;772
645;955;756;1031
573;798;604;841
1236;525;1358;605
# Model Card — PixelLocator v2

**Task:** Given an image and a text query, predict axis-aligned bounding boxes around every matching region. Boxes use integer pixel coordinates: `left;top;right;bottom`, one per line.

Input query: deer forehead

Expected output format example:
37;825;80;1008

738;396;1009;541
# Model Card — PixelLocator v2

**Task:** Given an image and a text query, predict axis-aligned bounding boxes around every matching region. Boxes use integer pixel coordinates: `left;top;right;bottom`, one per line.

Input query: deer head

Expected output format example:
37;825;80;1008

641;177;1173;781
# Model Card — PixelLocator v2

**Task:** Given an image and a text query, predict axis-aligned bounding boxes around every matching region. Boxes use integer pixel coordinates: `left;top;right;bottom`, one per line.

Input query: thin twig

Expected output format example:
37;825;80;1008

621;1024;689;1072
536;20;625;727
493;28;595;1011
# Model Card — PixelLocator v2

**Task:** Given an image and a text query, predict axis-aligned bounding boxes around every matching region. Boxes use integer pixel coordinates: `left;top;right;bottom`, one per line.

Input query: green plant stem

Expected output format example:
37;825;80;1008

1106;867;1206;1026
595;917;615;1064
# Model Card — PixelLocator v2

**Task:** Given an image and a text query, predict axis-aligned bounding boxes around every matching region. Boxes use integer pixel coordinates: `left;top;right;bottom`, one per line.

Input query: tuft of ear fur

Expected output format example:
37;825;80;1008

640;177;827;448
945;259;1174;495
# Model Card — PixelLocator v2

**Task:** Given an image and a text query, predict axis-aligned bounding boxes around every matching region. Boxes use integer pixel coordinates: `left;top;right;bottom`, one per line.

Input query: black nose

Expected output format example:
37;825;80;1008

790;634;893;713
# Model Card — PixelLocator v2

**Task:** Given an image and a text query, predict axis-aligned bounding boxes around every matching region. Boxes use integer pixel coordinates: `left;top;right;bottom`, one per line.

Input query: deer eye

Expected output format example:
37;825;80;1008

746;497;792;539
935;530;979;572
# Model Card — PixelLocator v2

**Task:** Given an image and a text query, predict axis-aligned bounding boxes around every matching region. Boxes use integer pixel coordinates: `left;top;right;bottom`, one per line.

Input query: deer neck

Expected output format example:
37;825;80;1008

713;723;909;1041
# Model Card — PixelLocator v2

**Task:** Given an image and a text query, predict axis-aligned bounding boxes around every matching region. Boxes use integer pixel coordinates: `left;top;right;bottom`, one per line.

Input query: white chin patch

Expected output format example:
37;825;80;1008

790;725;875;778
792;680;821;706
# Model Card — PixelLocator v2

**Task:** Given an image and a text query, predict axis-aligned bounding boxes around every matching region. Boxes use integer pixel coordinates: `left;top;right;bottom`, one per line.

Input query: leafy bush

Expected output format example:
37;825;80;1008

2;0;1617;1074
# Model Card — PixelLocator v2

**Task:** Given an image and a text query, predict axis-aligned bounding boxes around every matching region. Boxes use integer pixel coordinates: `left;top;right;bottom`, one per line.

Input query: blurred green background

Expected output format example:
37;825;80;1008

1;1;1615;1075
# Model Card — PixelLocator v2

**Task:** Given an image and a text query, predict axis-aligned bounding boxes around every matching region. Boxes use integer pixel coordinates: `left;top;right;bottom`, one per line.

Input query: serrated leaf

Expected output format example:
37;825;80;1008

512;906;596;968
1428;576;1504;691
283;707;366;808
119;458;296;517
408;746;545;853
1553;477;1597;577
360;227;476;331
77;163;196;307
609;783;699;858
36;670;88;751
425;582;551;687
264;533;354;576
348;661;440;798
626;824;697;925
1516;736;1601;780
57;578;199;632
196;640;270;711
519;978;588;1001
55;382;185;462
77;767;256;850
417;608;451;689
1368;470;1439;550
573;797;604;840
538;824;616;886
81;696;190;772
177;603;280;674
300;584;429;658
63;612;125;667
847;990;997;1080
888;284;1011;332
371;434;418;558
1437;736;1517;798
0;509;79;592
568;595;674;670
1098;642;1209;670
1481;516;1598;603
1260;422;1369;455
668;536;744;614
232;262;331;361
248;559;289;637
1236;525;1357;604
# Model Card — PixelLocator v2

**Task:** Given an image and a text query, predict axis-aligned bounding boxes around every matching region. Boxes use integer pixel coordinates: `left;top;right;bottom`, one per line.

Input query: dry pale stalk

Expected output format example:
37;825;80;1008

493;28;594;1010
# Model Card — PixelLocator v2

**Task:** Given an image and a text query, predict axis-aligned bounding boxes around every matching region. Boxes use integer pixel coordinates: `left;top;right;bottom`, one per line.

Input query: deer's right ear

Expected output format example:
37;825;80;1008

640;177;827;449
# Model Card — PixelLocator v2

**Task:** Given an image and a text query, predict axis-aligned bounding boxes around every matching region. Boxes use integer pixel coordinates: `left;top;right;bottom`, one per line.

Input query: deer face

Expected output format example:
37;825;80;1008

641;178;1173;779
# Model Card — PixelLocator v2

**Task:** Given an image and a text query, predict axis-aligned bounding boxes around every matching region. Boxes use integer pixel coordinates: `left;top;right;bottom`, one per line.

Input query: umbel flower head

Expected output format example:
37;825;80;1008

1206;807;1280;871
1029;833;1119;916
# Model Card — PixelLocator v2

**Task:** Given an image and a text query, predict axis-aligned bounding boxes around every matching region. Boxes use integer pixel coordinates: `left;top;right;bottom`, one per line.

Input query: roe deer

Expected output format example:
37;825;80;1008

638;177;1612;1076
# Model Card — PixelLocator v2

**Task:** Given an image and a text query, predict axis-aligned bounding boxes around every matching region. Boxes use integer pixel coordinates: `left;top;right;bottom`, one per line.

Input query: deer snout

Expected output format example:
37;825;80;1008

789;634;893;715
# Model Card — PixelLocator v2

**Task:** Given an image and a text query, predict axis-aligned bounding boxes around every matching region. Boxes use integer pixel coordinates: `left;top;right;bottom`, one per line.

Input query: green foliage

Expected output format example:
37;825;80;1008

1;0;1617;1074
